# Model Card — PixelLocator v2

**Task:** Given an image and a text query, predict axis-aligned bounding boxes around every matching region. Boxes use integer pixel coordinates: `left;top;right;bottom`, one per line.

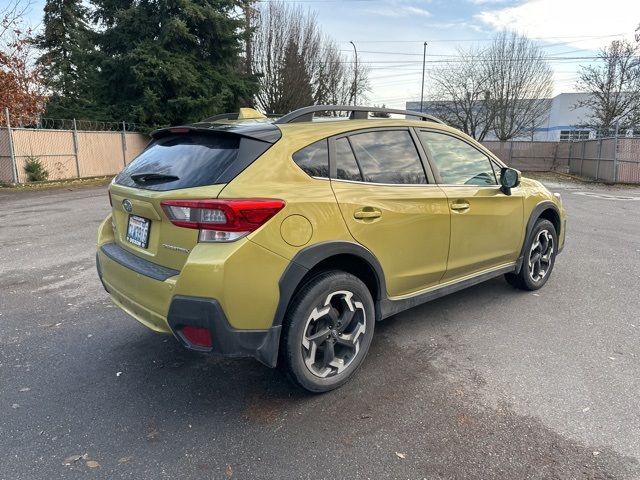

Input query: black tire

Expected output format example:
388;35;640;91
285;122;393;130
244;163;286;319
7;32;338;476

505;218;558;291
281;271;375;393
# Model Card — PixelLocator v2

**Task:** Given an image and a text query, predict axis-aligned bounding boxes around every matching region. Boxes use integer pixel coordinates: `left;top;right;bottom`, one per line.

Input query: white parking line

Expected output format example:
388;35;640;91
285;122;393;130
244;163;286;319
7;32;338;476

572;191;640;201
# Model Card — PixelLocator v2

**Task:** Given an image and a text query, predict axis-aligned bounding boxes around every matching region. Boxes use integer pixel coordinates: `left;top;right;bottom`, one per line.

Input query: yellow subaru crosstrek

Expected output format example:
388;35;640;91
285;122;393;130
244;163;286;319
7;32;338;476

96;105;566;392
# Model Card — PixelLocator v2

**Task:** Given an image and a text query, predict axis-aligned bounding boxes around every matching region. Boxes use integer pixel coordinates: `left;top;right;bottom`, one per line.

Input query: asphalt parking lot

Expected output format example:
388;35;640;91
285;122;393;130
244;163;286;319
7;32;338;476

1;177;639;479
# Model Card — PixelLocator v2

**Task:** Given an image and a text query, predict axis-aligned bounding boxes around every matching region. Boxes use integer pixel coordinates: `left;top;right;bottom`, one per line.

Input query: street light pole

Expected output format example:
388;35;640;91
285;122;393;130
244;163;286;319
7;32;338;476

350;41;358;105
420;42;428;112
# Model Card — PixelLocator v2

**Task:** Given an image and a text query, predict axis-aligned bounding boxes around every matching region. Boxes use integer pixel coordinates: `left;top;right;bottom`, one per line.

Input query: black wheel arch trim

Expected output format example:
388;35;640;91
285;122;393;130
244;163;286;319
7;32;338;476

515;201;562;274
273;241;388;328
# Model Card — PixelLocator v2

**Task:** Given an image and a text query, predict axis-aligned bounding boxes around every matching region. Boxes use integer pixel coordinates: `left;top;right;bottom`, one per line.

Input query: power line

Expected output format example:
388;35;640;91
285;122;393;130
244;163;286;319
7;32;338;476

328;56;606;64
337;33;626;43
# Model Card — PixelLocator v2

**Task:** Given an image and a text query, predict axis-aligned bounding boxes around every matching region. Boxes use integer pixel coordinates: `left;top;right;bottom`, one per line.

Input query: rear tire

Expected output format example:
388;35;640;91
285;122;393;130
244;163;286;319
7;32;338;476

281;271;375;393
505;218;557;291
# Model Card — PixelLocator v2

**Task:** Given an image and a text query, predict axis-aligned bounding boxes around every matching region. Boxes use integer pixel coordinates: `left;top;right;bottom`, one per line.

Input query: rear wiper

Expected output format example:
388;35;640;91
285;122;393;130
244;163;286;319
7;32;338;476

130;172;179;184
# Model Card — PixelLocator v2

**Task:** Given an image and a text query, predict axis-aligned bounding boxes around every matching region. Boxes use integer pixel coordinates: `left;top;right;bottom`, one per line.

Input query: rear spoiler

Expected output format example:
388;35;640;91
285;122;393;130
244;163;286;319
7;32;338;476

150;123;282;144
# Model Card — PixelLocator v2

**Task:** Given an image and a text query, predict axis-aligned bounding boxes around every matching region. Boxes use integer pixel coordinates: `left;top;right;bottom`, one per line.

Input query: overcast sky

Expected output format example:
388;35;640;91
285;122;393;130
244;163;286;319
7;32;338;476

25;0;640;109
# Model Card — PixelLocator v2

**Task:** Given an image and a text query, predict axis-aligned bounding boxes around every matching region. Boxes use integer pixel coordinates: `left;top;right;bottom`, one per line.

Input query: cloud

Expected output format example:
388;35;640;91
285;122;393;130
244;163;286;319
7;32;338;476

476;0;640;49
366;5;431;18
401;6;432;17
468;0;511;4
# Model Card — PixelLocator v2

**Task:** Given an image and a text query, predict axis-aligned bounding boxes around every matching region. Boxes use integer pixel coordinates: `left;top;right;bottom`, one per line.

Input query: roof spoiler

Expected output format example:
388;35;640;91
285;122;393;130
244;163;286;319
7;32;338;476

150;123;282;144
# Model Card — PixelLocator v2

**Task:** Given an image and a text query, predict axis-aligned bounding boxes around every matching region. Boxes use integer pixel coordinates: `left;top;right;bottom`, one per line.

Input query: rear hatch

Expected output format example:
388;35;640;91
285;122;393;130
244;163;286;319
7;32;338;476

109;123;281;271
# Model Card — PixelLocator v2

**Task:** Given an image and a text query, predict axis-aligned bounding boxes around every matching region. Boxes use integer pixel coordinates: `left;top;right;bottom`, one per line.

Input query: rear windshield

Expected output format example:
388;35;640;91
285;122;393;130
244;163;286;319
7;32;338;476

115;133;240;191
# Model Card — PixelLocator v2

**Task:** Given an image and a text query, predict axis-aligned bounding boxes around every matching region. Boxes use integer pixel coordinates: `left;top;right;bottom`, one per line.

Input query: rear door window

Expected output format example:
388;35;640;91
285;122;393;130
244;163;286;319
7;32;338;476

335;137;362;181
348;130;427;184
115;133;243;191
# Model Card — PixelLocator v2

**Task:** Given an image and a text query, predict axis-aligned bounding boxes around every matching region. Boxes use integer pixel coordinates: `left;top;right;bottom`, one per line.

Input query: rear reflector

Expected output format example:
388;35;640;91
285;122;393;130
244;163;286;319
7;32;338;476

180;325;212;348
160;199;285;242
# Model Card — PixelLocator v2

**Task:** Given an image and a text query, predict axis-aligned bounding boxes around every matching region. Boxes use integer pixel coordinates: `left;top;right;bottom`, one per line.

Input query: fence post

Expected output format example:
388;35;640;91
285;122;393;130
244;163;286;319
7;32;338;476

580;141;585;176
72;118;81;178
613;120;620;183
4;108;18;184
508;140;513;164
121;121;127;167
596;139;602;181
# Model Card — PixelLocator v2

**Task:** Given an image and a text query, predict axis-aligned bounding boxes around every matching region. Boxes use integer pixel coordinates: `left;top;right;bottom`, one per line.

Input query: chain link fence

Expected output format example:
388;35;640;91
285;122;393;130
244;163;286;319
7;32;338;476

0;109;149;184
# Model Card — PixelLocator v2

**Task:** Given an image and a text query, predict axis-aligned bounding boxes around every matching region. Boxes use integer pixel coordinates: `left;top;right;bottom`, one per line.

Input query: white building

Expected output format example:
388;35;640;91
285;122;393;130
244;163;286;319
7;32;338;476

406;93;602;142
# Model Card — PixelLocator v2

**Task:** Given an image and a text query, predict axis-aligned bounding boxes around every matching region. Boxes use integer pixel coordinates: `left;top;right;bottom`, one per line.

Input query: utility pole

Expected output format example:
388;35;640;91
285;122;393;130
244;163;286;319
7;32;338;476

420;42;428;112
350;41;358;105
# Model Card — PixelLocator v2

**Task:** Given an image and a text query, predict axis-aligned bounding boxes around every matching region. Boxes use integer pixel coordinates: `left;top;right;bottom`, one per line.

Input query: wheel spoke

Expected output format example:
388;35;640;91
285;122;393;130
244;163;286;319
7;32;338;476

321;341;335;368
306;327;330;345
335;334;356;348
337;308;356;333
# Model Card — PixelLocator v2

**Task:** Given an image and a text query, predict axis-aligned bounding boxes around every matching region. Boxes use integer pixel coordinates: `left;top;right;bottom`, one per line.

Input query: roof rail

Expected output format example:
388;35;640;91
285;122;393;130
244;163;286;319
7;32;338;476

273;105;445;125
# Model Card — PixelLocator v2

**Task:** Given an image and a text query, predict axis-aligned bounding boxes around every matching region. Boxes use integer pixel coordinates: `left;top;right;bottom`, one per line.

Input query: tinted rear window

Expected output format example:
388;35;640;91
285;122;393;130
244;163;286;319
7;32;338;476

292;139;329;178
115;133;240;191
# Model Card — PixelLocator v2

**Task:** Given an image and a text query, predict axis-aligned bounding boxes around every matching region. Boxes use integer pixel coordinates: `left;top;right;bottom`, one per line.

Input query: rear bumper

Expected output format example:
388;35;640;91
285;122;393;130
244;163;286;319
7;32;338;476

167;296;280;367
96;243;281;367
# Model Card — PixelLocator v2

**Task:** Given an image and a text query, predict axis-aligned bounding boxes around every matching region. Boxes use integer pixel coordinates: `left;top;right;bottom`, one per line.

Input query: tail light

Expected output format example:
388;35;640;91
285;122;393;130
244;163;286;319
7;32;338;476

160;199;285;242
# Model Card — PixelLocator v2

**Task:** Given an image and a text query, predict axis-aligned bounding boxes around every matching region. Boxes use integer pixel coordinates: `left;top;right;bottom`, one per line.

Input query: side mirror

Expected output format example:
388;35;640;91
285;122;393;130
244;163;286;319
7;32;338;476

500;167;521;195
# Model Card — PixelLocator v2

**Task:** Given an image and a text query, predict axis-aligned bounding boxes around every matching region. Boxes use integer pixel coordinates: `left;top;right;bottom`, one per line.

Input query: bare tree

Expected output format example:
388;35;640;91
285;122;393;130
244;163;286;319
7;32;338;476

1;0;32;43
575;39;640;130
251;0;368;114
429;46;495;141
485;32;553;141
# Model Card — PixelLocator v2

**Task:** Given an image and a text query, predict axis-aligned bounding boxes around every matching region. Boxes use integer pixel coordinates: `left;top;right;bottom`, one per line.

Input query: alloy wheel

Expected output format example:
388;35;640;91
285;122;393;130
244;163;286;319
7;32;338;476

528;229;554;282
301;290;367;378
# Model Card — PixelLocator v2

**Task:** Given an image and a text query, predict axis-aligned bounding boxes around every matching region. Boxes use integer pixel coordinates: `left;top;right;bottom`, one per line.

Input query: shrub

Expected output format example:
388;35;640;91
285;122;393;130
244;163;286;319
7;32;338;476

24;156;49;182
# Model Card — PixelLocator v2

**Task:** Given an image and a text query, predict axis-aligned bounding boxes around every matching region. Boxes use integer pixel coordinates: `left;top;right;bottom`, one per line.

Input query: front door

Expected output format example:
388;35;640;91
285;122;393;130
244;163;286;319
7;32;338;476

416;130;524;281
330;129;450;297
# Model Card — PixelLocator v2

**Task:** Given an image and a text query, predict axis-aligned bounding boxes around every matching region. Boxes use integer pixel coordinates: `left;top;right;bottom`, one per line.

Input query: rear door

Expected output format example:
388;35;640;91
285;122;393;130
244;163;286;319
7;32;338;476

109;131;271;271
416;130;524;281
329;128;450;297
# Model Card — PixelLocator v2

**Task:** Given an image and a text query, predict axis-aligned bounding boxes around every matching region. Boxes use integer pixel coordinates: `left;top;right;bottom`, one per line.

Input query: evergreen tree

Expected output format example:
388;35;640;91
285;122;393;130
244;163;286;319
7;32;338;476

34;0;95;118
278;38;314;113
91;0;257;129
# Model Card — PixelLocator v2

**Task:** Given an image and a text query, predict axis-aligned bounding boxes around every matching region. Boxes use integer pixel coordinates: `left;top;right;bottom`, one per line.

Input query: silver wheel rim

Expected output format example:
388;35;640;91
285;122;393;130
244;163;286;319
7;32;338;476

528;229;554;282
301;290;366;378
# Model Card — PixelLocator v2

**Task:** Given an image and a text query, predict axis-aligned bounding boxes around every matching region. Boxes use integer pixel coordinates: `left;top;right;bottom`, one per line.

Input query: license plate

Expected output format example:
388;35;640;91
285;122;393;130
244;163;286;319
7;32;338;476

126;215;151;248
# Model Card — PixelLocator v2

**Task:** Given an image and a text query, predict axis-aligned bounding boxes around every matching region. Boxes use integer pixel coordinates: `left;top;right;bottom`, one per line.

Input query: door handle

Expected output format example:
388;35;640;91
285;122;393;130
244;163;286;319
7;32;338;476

450;201;470;211
354;208;382;220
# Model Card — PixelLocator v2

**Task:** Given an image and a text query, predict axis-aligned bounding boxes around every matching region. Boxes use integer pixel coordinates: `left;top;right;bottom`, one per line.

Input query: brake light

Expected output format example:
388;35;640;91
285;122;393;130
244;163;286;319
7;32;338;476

160;199;285;242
